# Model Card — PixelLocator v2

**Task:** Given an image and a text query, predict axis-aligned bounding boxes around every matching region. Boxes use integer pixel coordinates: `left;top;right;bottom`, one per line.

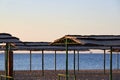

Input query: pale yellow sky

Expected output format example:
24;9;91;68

0;0;120;42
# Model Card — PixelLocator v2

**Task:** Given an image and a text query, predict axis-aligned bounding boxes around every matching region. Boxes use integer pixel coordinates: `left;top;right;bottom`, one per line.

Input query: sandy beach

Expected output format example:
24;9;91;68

0;70;120;80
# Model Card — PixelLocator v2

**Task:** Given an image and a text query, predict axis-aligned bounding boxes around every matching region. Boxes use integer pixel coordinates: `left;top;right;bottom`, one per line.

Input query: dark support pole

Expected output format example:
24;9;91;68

77;51;79;71
8;50;13;78
42;50;44;76
5;43;9;80
110;46;113;80
30;50;32;71
55;50;57;71
117;52;119;69
74;50;76;75
103;49;106;74
65;38;68;80
5;43;14;80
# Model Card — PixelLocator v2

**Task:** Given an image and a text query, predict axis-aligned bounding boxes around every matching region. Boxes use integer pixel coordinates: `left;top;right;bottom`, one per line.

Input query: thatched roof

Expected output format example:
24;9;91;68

0;33;24;51
1;33;120;51
19;42;89;51
24;42;50;46
51;35;120;46
0;33;22;43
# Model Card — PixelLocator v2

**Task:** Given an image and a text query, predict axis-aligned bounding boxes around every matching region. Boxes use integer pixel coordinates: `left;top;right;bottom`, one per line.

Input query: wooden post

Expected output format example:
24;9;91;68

117;52;119;69
103;49;106;74
30;50;32;71
73;50;76;75
77;51;79;71
8;50;13;78
42;50;44;76
110;46;113;80
65;38;68;80
55;50;57;71
5;43;14;80
5;43;9;80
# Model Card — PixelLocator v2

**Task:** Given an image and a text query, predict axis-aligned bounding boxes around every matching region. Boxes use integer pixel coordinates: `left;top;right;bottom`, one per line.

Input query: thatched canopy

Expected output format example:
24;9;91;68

0;33;24;50
21;42;89;51
0;33;22;43
1;33;120;51
51;35;120;47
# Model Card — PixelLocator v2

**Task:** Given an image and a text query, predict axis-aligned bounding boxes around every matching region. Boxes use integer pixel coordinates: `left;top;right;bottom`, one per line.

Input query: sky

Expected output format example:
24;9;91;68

0;0;120;42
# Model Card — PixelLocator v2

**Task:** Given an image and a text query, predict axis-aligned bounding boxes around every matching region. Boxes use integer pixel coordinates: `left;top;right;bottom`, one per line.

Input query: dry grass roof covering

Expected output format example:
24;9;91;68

51;35;120;46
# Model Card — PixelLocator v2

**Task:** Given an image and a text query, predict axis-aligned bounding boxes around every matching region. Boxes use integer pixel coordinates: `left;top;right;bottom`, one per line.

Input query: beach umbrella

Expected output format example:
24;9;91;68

51;35;90;80
51;35;120;80
0;33;23;80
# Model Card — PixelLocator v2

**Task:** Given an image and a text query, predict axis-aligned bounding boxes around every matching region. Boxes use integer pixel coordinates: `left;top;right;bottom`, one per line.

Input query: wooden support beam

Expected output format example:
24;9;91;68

65;38;68;80
5;43;9;78
73;50;76;75
8;50;13;78
77;51;79;71
30;50;32;71
55;50;57;71
117;52;119;69
103;49;106;74
110;46;113;80
42;50;44;76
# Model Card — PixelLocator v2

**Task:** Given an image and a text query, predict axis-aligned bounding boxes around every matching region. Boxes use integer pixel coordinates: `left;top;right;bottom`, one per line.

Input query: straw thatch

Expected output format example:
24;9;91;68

1;33;120;51
0;33;22;43
51;35;120;47
0;33;88;51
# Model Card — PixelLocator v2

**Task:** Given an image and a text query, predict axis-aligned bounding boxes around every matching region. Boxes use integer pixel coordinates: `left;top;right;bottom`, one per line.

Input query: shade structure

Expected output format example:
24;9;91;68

0;37;89;78
0;33;21;43
0;33;12;38
51;35;120;80
14;42;90;51
0;33;23;80
1;33;120;80
51;35;120;46
0;33;24;51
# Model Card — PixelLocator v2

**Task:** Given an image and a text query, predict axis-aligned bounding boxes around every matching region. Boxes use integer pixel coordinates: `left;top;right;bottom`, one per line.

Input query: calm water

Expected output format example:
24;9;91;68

0;53;119;70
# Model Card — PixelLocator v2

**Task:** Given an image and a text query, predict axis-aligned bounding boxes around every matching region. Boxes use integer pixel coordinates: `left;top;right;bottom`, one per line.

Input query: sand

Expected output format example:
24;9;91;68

0;70;120;80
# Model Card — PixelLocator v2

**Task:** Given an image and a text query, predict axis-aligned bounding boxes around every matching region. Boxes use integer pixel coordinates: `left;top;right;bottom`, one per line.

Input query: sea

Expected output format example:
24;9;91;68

0;52;119;70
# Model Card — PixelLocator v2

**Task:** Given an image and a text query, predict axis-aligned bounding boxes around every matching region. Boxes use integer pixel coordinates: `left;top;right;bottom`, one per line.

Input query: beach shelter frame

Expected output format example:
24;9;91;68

51;37;86;80
23;41;88;77
51;35;120;80
0;33;23;80
1;33;120;80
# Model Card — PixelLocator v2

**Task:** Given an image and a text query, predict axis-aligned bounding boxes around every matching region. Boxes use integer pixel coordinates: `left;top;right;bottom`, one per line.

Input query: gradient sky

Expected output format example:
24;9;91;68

0;0;120;42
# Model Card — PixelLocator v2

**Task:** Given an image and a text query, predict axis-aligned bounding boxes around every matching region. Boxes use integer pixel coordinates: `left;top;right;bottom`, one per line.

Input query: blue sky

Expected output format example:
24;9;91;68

0;0;120;41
